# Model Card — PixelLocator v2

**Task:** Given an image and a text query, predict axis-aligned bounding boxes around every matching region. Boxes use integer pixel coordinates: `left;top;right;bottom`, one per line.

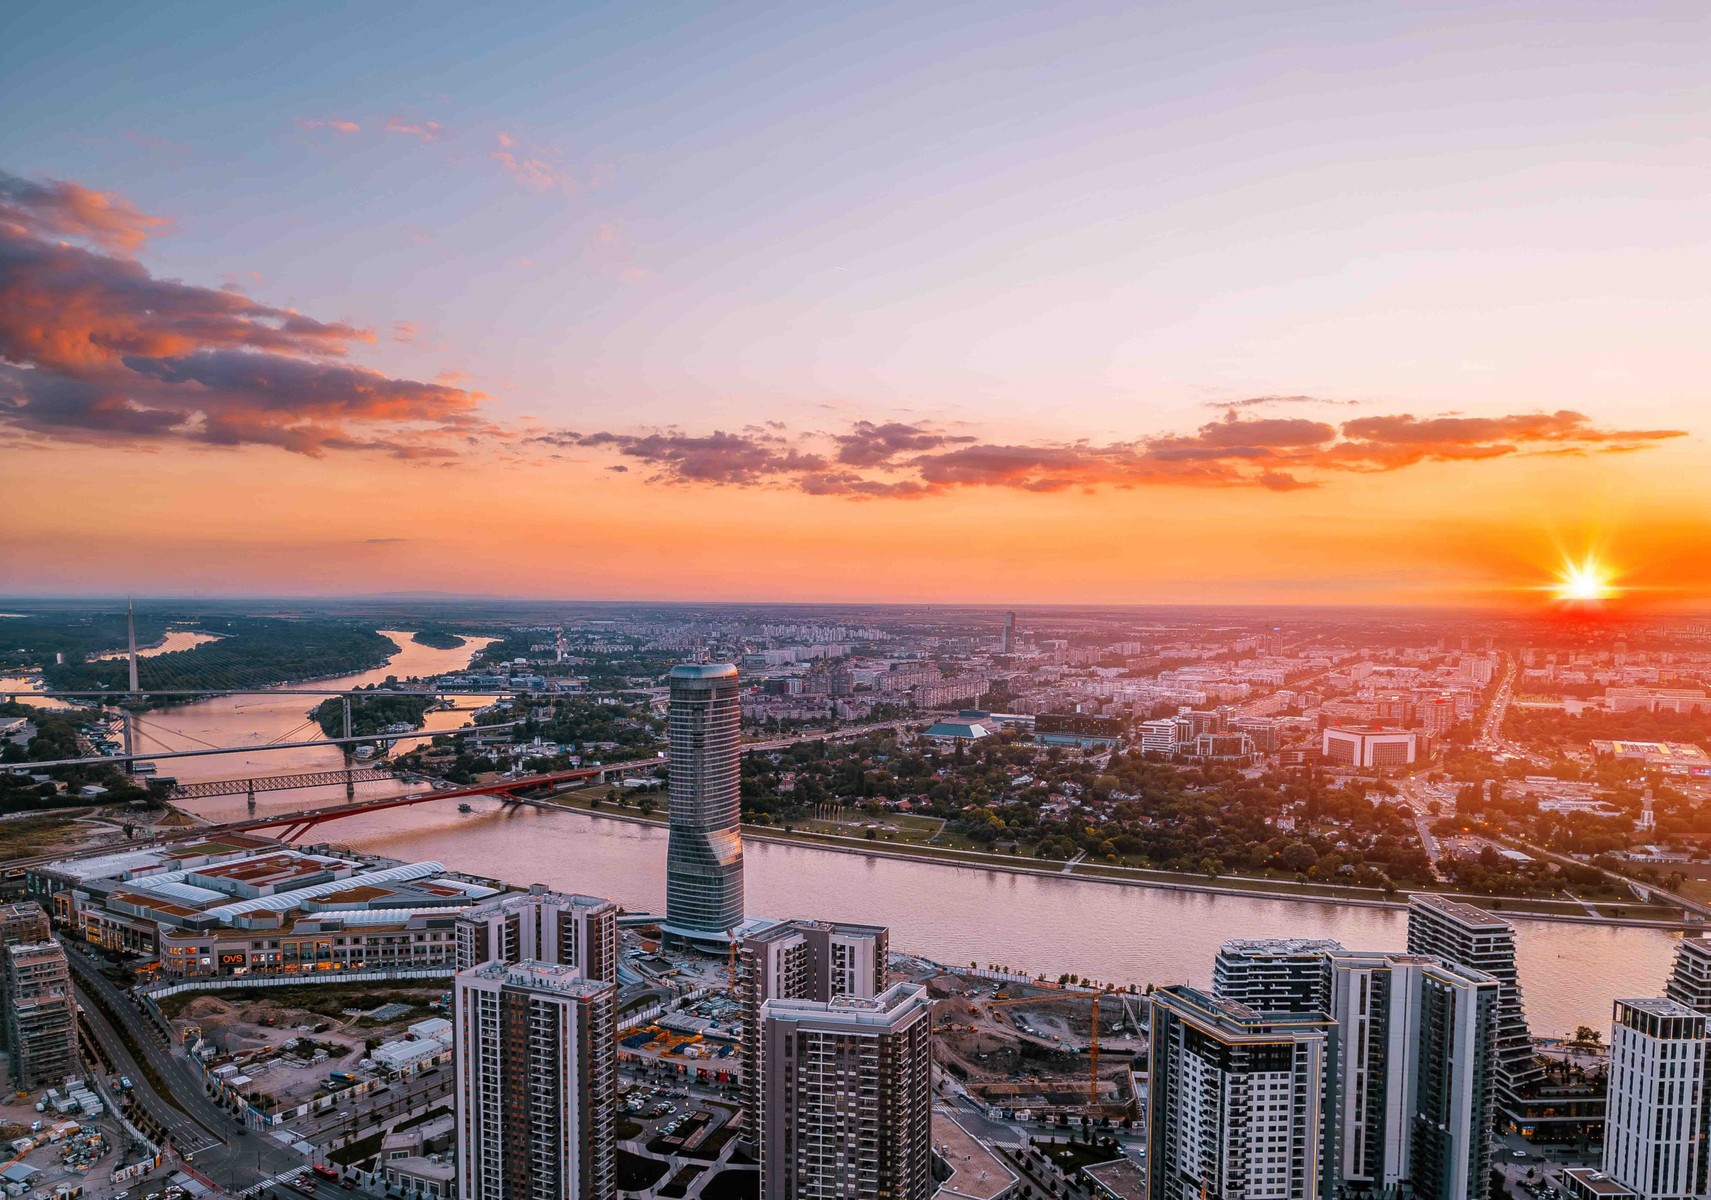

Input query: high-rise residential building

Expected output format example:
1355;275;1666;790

1409;959;1501;1200
1664;935;1711;1015
1146;987;1336;1200
4;941;78;1089
1406;895;1543;1130
0;901;52;1050
455;885;617;981
1213;938;1344;1014
740;919;888;1142
1001;610;1015;654
757;981;933;1200
663;663;744;948
454;960;617;1200
1323;950;1499;1199
1597;999;1710;1200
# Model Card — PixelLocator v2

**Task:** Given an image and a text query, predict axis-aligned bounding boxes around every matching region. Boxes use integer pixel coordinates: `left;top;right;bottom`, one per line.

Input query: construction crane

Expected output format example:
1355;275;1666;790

974;988;1120;1108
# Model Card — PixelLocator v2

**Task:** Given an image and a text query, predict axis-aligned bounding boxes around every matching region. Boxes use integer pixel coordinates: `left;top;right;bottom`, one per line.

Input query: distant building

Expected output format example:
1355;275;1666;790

454;885;616;981
454;960;616;1200
1230;716;1280;752
758;981;934;1200
922;718;991;742
1035;713;1124;747
1146;987;1335;1200
1589;739;1711;776
1137;718;1178;755
1419;696;1458;735
664;663;745;948
5;941;78;1090
1323;725;1417;768
1189;731;1255;762
1599;998;1709;1200
1374;695;1418;726
1001;610;1016;655
740;919;888;1145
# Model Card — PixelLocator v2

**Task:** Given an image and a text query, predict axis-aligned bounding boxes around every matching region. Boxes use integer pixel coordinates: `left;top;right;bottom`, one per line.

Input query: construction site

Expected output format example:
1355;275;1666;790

922;969;1149;1123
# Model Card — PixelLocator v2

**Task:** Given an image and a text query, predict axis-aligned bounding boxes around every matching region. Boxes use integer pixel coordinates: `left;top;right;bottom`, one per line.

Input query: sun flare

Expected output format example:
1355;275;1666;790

1554;556;1616;602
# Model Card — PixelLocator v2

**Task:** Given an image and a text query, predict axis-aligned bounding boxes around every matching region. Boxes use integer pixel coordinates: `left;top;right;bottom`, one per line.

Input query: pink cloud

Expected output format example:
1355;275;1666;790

491;131;575;192
384;116;448;142
295;117;362;135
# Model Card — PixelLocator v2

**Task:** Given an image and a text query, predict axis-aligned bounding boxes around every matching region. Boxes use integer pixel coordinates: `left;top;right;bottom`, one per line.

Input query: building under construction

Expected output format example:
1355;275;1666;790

5;940;79;1089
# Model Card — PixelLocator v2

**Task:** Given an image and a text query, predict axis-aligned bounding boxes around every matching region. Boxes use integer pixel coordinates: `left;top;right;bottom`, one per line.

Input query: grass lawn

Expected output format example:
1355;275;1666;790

0;811;92;860
1038;1138;1122;1171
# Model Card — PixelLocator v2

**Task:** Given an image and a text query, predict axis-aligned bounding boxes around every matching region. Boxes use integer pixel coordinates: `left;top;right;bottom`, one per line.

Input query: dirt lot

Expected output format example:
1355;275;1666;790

161;984;447;1113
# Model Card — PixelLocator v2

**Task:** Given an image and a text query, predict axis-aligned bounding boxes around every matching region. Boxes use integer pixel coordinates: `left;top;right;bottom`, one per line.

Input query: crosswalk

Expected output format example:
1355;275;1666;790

235;1165;308;1197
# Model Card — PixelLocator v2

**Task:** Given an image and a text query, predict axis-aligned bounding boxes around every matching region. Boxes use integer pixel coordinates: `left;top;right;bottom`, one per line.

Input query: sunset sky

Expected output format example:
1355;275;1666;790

3;1;1709;605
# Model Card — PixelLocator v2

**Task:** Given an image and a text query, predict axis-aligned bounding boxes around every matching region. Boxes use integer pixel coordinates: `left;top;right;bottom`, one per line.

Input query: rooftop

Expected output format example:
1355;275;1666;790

932;1110;1017;1200
1408;892;1515;931
670;662;738;680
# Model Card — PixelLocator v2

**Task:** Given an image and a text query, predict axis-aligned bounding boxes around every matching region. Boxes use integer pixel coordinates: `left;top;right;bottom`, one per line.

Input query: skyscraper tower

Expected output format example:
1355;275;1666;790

663;663;744;948
1001;610;1015;654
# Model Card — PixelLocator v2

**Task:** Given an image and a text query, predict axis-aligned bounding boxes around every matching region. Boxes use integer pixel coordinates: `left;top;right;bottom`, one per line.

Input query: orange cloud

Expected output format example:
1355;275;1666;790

0;169;169;254
549;407;1688;499
0;171;491;460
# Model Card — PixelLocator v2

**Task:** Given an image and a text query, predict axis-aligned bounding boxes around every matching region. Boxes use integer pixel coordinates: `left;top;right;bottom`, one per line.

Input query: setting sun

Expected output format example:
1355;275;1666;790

1555;556;1617;602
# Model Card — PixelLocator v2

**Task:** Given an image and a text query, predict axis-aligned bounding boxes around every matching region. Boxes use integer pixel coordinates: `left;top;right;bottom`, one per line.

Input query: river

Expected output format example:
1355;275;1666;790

89;629;226;659
22;630;1692;1037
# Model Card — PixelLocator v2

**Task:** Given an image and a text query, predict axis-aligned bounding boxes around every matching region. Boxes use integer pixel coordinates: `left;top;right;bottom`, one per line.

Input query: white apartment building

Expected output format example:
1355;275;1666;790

1601;998;1709;1200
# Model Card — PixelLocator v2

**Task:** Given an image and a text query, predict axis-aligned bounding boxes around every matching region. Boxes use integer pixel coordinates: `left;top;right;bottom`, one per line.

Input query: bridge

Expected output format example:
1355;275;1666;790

169;767;403;801
16;721;522;772
215;763;655;842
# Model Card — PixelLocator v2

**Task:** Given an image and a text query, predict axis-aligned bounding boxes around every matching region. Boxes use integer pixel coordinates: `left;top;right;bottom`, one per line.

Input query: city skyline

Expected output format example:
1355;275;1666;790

5;2;1711;606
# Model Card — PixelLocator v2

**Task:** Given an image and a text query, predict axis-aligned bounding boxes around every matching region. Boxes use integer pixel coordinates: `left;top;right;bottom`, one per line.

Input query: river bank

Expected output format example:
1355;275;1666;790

531;789;1697;930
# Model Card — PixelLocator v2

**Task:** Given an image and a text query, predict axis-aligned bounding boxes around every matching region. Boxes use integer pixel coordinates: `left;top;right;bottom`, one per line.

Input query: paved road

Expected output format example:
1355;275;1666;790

68;947;306;1192
75;977;223;1156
